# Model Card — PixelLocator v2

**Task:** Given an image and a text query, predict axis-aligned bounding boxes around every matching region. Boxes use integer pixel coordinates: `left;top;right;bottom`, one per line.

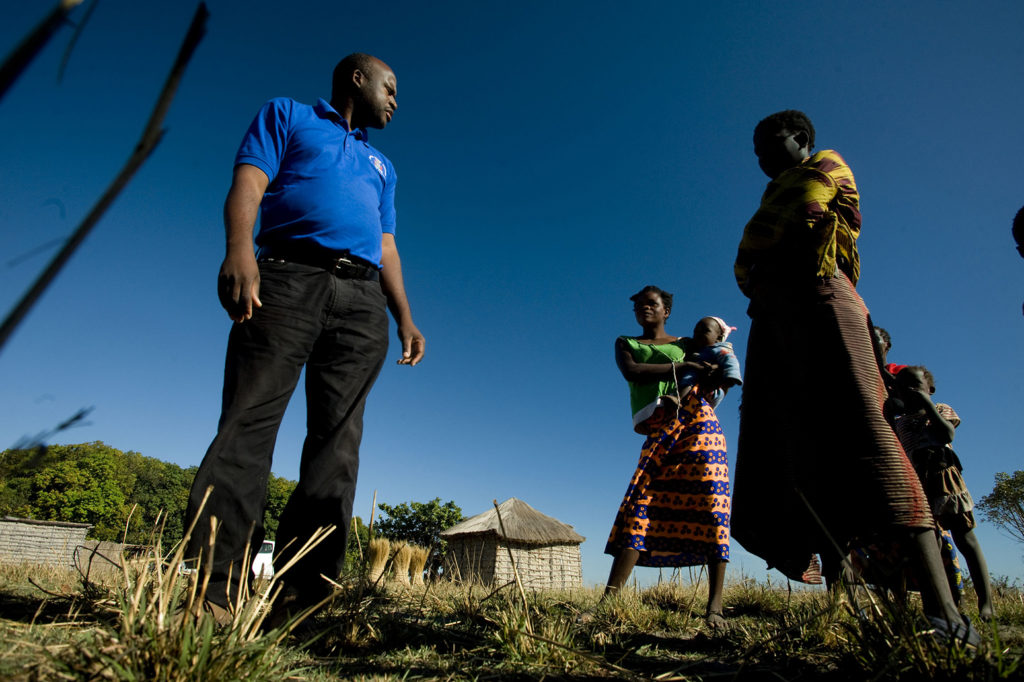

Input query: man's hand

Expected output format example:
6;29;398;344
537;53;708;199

397;321;425;365
379;233;424;365
218;250;262;322
219;164;269;322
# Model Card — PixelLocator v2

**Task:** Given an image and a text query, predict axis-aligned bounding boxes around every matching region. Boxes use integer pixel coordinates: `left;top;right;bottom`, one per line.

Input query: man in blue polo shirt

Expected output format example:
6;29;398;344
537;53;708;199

184;53;424;623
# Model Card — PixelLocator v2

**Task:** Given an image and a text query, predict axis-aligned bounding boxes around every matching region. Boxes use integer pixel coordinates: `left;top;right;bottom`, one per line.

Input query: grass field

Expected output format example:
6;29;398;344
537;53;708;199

1;558;1022;681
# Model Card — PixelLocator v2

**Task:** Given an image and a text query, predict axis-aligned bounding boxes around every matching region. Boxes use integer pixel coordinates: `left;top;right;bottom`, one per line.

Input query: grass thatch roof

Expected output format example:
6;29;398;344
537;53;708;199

440;498;585;545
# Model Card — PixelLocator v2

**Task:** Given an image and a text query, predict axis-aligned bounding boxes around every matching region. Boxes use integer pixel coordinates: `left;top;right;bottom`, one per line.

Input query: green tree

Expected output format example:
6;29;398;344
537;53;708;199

120;455;196;547
29;443;133;540
0;441;302;550
375;498;463;575
977;470;1024;545
0;442;195;545
0;447;43;516
263;473;297;541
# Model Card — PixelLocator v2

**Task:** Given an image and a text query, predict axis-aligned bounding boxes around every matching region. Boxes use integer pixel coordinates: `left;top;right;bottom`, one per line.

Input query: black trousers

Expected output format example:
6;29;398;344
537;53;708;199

185;260;388;607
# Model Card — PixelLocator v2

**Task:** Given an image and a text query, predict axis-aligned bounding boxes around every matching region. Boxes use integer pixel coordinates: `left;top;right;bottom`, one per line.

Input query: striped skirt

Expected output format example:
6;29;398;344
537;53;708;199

731;273;933;582
605;390;730;567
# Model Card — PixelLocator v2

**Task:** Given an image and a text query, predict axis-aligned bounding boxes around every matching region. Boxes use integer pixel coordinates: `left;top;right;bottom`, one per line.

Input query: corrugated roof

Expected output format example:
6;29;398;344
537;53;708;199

440;498;585;545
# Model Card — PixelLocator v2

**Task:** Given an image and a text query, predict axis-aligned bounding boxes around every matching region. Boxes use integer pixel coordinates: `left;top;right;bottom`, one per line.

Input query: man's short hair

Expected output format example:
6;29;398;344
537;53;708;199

630;285;673;311
873;326;892;352
754;110;816;150
331;53;379;102
1013;205;1024;247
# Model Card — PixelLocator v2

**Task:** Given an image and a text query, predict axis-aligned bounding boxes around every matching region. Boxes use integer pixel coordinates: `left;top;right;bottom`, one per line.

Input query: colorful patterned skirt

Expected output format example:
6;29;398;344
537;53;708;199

605;390;730;567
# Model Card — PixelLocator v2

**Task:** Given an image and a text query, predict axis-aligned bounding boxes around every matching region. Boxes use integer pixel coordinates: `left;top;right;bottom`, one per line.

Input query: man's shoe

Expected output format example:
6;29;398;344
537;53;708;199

171;598;233;628
262;589;328;634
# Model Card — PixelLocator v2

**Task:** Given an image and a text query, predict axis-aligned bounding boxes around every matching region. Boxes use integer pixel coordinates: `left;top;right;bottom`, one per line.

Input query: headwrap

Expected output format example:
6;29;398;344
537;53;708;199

710;316;737;342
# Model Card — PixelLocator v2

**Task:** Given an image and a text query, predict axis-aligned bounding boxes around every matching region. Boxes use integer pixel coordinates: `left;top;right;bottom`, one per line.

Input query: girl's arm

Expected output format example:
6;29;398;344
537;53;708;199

905;389;956;444
614;337;709;383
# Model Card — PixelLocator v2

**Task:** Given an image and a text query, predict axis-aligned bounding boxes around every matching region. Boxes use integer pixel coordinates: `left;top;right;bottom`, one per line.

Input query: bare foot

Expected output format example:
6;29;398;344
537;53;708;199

705;611;727;634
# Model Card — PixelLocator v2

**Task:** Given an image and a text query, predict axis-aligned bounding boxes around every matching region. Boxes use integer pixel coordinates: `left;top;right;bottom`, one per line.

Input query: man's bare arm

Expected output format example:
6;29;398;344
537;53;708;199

379;232;425;365
219;164;269;322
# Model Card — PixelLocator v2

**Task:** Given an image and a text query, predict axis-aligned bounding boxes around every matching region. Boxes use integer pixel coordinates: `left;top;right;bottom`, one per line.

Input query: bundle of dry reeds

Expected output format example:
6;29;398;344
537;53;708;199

367;537;390;584
390;541;411;585
408;545;428;585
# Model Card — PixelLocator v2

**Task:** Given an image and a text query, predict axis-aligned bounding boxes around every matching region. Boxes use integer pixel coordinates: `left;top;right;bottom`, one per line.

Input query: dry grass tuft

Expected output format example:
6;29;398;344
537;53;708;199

4;492;338;680
390;542;411;585
366;537;390;584
389;540;409;585
408;545;428;586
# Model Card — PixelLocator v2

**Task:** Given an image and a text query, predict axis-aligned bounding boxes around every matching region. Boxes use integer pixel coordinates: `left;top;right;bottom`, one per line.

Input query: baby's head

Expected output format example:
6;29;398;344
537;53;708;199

895;365;936;396
691;317;728;349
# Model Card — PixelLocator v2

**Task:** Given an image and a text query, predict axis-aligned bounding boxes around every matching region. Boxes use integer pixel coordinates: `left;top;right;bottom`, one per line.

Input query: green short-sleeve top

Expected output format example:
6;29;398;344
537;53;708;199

619;336;688;425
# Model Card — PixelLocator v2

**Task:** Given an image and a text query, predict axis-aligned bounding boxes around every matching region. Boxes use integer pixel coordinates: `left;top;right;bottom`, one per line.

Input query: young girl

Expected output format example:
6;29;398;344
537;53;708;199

893;366;994;621
604;285;740;629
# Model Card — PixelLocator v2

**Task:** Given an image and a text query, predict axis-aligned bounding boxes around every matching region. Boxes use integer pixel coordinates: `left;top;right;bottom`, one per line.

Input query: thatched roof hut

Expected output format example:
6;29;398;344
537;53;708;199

440;498;585;590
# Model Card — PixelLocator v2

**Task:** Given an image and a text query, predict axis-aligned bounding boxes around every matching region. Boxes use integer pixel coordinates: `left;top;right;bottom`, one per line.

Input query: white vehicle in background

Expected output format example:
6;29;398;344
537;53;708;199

252;540;275;579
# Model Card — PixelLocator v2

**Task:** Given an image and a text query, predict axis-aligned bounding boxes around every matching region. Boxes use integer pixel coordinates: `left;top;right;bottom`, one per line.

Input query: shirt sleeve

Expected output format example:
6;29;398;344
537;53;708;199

234;98;292;182
379;158;397;235
936;403;961;428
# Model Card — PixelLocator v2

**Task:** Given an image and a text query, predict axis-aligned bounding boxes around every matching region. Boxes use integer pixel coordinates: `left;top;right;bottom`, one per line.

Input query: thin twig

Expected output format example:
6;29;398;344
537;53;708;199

0;0;84;103
0;2;209;354
352;515;363;562
28;576;74;599
56;0;99;82
479;579;517;605
492;499;532;634
796;489;853;576
12;407;93;452
368;489;378;539
682;563;706;625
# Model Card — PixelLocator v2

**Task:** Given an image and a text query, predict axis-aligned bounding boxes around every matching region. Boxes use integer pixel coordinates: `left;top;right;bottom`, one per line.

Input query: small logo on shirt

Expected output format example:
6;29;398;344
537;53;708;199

368;155;386;180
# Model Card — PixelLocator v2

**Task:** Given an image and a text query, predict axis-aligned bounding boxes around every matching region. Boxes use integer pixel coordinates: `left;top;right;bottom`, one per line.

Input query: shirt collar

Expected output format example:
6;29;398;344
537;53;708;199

315;98;369;141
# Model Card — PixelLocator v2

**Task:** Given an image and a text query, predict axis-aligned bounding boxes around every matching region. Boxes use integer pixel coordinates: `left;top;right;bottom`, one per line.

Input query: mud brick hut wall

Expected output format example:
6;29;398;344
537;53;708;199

0;517;91;569
441;498;584;590
445;535;583;589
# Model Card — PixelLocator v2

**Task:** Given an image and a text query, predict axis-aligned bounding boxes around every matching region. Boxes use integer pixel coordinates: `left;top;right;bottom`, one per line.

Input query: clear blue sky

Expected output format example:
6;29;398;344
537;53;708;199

2;1;1023;588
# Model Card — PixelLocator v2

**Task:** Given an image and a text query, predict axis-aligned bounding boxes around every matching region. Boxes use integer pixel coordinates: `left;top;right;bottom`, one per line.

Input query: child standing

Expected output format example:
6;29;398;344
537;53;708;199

893;366;994;621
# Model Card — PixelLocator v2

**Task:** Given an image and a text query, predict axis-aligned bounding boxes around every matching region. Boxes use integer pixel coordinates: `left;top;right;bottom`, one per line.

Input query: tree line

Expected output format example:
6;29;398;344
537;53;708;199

0;441;295;547
0;441;465;574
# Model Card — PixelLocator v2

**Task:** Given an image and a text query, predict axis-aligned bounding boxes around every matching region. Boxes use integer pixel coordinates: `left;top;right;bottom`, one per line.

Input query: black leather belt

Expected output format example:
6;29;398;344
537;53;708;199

258;247;380;281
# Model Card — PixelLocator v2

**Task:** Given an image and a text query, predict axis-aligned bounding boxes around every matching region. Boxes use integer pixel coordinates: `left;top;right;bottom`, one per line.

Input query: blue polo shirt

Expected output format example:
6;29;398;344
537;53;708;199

235;97;396;268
